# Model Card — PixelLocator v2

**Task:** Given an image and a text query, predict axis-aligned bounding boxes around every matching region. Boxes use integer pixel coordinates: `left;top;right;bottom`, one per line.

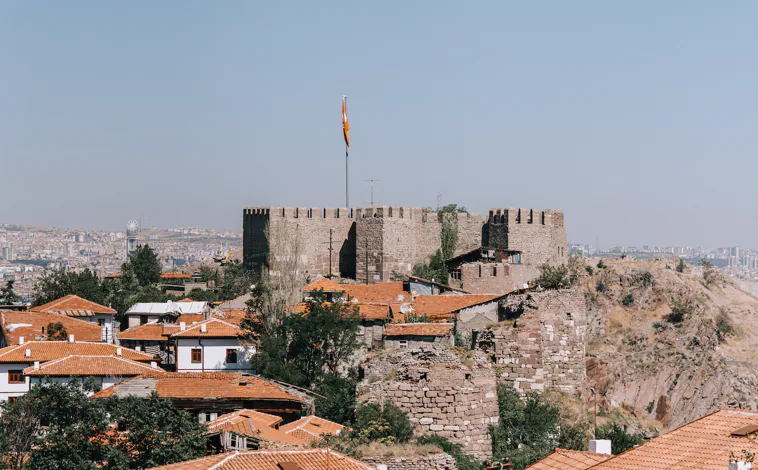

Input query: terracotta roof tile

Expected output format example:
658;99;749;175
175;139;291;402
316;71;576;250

148;449;376;470
527;448;611;470
590;409;758;470
171;318;241;339
119;324;173;341
383;322;454;337
1;310;102;344
0;341;155;363
32;295;116;315
23;355;163;377
407;294;501;321
342;282;407;305
279;416;345;444
217;310;248;325
91;372;302;404
207;409;304;446
304;279;346;292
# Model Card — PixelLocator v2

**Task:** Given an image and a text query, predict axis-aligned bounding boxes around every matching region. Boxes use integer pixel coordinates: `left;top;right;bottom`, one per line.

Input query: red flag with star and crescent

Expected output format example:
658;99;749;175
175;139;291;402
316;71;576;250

342;96;350;149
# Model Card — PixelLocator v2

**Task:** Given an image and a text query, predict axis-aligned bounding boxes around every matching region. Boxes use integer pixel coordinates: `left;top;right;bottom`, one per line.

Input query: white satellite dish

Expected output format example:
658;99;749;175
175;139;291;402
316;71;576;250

396;294;405;302
523;283;529;289
399;304;411;314
351;298;359;303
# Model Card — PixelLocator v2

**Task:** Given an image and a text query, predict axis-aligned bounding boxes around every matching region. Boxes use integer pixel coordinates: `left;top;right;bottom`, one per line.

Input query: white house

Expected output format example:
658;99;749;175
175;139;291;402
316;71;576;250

0;338;155;403
23;355;163;396
31;295;117;343
124;300;209;329
171;318;254;372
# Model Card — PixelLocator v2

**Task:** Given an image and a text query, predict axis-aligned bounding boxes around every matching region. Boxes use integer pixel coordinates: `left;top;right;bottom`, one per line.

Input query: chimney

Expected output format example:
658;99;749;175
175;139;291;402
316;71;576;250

200;323;207;333
33;361;40;370
24;348;31;358
116;347;122;356
179;322;186;331
18;336;24;345
589;439;612;455
150;361;157;368
135;345;141;351
68;334;74;343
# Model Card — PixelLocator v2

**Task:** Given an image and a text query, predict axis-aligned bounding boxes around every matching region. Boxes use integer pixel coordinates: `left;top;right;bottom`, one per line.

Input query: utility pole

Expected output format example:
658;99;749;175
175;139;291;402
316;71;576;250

364;179;380;206
328;229;333;278
365;238;369;285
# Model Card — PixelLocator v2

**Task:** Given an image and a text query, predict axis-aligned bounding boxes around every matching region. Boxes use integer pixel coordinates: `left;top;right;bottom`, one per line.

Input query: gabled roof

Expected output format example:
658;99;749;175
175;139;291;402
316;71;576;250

407;275;469;294
0;341;155;363
0;310;102;345
383;322;455;337
407;294;502;321
32;295;116;316
170;318;240;339
342;282;408;304
91;372;302;404
118;323;175;341
207;409;303;446
23;355;163;377
148;449;376;470
304;278;346;292
526;448;611;470
356;303;390;321
589;409;758;470
279;416;345;444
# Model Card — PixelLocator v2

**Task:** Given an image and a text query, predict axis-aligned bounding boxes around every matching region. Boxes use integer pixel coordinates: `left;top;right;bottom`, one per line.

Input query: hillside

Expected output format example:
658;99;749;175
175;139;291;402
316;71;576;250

580;257;758;429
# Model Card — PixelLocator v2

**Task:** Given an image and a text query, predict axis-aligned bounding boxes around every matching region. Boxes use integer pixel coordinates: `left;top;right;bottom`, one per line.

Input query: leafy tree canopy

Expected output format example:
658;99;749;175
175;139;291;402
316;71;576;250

123;244;162;287
1;280;20;304
595;422;645;455
45;322;68;341
32;268;108;307
412;250;449;285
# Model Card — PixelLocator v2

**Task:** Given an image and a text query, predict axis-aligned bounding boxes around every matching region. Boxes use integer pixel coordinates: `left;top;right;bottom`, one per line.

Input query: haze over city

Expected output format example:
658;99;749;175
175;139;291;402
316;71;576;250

3;2;758;247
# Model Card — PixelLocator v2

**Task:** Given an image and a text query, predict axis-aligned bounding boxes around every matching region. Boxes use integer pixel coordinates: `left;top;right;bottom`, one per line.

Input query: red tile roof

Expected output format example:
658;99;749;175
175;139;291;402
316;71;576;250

32;295;116;315
342;282;407;304
91;372;302;404
526;449;611;470
304;279;346;292
118;323;174;341
0;341;155;363
148;449;376;470
279;416;345;444
170;318;241;339
207;409;303;446
1;310;102;344
23;355;162;377
383;322;455;337
407;294;501;321
590;409;758;470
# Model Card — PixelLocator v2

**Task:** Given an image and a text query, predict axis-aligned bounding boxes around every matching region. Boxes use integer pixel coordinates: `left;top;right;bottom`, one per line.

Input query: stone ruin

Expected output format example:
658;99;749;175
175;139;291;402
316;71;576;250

358;345;498;462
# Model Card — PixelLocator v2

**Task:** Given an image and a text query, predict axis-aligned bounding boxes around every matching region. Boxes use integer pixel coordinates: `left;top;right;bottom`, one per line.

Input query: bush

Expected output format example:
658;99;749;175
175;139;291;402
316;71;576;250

715;310;735;343
596;280;607;293
535;264;571;290
665;299;692;325
597;260;606;269
417;435;482;470
622;293;634;306
633;270;653;287
676;259;686;273
585;265;594;276
595;422;645;455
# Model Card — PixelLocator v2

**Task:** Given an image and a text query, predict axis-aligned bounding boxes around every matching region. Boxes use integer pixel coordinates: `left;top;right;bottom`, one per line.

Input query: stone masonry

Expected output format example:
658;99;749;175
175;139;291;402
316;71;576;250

362;453;458;470
358;345;498;462
243;205;566;282
475;289;587;394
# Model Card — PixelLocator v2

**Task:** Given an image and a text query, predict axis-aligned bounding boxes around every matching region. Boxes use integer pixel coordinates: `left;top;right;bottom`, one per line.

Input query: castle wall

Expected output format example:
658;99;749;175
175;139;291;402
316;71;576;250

359;346;498;462
485;208;567;266
475;289;587;394
362;453;458;470
459;263;541;294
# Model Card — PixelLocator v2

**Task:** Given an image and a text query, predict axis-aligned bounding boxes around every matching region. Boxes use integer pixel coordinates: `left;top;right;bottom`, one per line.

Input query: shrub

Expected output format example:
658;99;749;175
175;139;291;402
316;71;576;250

585;265;594;276
596;280;608;293
652;322;666;333
665;299;692;325
535;264;571;290
417;435;482;470
622;293;634;306
676;259;686;273
595;422;645;455
715;310;735;343
634;270;653;287
597;260;606;269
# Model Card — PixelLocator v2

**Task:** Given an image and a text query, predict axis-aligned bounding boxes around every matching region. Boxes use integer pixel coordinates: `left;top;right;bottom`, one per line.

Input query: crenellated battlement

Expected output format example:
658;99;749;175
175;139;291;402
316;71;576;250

243;207;354;219
487;208;564;226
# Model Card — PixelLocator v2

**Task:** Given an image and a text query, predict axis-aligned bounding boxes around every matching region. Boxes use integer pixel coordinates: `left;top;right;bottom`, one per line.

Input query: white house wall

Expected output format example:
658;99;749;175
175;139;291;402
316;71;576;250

176;338;254;372
0;363;30;401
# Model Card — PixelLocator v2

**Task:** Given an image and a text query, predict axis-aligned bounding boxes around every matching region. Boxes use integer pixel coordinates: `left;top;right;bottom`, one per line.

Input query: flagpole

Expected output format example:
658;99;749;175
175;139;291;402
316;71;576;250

345;95;349;209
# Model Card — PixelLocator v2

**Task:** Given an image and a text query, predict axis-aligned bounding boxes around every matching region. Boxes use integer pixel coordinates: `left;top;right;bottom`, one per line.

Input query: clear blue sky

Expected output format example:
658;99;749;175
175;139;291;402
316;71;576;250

2;2;757;248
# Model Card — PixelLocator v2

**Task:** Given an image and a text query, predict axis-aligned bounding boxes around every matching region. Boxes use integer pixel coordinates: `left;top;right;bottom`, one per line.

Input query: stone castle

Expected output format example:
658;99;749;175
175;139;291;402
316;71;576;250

243;206;568;282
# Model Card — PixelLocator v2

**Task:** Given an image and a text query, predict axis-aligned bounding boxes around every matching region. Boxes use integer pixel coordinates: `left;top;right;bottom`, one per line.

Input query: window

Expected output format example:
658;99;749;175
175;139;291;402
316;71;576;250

8;397;17;405
225;349;238;364
492;266;497;276
98;318;105;327
398;340;408;349
140;316;148;325
230;433;238;449
450;270;461;281
191;348;202;363
8;370;23;384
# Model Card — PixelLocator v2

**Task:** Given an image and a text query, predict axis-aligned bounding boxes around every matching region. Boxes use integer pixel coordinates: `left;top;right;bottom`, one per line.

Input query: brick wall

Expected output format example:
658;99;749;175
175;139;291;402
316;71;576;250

459;263;541;294
362;453;458;470
484;208;567;266
359;345;498;461
475;289;587;394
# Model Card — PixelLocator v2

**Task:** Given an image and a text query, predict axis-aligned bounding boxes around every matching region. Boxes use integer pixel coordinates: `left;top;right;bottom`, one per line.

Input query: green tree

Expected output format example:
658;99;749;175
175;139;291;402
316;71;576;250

197;265;220;284
32;269;108;306
595;422;645;455
401;312;432;323
597;260;606;269
411;250;449;284
417;435;482;470
123;244;162;287
46;322;68;341
490;385;589;470
676;259;686;273
219;260;252;301
105;394;206;468
186;288;219;302
534;264;571;290
1;280;20;304
622;293;634;306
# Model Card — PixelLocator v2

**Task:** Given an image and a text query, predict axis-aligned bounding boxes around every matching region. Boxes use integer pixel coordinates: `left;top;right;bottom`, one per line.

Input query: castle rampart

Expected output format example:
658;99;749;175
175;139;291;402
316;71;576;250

243;205;566;281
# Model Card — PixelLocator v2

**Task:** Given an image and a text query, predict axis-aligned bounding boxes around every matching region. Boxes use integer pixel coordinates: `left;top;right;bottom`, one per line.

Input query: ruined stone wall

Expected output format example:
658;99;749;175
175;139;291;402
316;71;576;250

460;263;541;295
484;208;567;266
362;453;458;470
359;346;498;461
475;289;587;394
243;207;355;277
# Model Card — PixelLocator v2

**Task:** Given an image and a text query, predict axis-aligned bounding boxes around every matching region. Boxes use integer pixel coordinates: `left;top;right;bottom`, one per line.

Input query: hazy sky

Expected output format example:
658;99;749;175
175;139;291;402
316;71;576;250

2;2;757;248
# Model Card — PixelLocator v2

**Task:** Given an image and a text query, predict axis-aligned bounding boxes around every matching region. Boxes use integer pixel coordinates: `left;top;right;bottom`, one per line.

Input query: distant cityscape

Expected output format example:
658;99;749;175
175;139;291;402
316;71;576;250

0;222;242;302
